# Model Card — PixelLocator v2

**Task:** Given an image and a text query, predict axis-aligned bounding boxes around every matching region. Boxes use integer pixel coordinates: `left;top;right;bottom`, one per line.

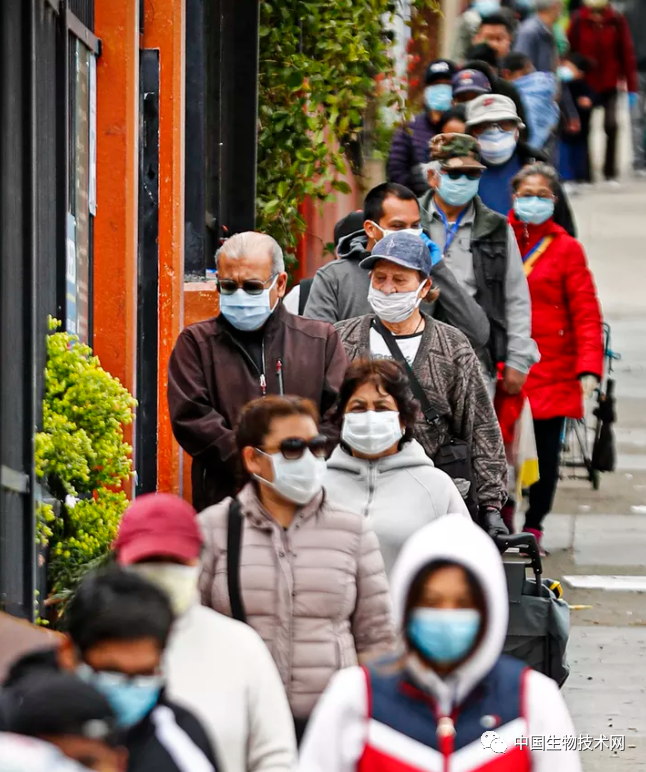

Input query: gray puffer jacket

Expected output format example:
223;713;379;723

198;483;396;719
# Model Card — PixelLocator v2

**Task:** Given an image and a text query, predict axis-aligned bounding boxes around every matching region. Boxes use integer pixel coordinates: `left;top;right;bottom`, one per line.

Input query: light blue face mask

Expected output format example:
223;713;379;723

424;84;453;113
556;65;575;82
437;173;480;207
77;665;163;728
473;0;500;16
515;0;535;10
478;128;518;166
219;276;279;331
514;196;555;224
407;607;481;664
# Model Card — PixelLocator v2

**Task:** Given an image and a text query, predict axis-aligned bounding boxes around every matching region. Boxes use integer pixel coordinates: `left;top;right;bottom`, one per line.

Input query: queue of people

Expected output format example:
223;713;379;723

0;9;619;772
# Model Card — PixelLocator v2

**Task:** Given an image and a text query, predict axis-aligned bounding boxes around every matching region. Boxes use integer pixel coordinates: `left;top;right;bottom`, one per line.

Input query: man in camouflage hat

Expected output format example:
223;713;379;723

419;132;538;401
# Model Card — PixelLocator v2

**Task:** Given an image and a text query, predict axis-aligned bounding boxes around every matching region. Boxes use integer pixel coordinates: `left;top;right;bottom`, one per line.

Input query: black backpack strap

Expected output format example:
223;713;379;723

371;318;440;425
298;278;313;316
226;499;246;623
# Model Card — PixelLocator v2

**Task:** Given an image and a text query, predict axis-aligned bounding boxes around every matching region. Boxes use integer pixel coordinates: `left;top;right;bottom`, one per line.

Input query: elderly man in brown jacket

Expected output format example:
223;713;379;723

168;232;348;510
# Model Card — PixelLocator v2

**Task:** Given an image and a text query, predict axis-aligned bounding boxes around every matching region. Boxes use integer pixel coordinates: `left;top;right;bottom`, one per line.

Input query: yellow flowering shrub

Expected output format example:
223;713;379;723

36;320;136;611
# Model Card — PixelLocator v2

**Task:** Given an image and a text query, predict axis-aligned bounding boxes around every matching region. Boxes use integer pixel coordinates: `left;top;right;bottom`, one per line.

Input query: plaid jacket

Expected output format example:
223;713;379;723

335;313;508;510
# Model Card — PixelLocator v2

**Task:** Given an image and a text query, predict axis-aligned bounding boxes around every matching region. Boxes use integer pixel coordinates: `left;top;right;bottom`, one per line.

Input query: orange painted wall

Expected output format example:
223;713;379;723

143;0;186;496
93;0;139;496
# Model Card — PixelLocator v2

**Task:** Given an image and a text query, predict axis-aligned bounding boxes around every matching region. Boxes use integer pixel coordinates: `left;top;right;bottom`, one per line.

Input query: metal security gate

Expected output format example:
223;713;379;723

0;0;98;620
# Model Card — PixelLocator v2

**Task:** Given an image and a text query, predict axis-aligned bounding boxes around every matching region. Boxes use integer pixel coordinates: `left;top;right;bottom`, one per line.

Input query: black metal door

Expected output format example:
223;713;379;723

135;50;160;495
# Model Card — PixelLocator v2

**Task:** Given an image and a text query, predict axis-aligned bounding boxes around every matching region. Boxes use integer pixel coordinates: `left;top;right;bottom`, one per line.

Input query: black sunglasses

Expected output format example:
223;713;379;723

217;274;276;296
258;435;328;460
445;170;483;181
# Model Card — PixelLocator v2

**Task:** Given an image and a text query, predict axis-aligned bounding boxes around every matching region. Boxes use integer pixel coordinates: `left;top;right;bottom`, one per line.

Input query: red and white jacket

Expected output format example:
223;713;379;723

298;517;581;772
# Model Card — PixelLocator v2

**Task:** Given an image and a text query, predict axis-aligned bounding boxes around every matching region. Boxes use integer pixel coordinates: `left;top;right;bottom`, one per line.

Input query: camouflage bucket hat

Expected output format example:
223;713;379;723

429;132;486;172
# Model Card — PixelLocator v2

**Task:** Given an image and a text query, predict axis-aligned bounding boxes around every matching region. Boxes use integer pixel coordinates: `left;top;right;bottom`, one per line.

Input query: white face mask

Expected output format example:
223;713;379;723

342;411;403;456
129;563;199;616
367;222;424;241
368;280;427;324
255;449;327;506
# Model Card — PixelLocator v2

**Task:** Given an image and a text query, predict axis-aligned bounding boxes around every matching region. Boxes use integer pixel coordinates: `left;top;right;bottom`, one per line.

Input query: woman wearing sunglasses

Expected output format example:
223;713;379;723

198;395;396;744
325;358;470;575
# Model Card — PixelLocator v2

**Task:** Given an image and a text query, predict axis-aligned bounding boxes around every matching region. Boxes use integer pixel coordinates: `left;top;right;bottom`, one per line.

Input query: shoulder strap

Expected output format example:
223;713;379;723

371;318;440;425
297;278;313;315
226;499;246;623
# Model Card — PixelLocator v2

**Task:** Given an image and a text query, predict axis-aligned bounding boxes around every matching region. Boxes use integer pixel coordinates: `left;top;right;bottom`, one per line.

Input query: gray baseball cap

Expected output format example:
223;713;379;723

360;231;432;276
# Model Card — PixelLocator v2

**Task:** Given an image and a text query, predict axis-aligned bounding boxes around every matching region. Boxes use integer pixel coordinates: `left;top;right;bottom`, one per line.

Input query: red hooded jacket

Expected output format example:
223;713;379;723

568;6;638;95
509;211;603;421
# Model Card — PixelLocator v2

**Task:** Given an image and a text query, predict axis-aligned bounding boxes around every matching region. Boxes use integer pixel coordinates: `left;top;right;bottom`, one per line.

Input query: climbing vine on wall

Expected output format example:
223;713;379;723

256;0;440;257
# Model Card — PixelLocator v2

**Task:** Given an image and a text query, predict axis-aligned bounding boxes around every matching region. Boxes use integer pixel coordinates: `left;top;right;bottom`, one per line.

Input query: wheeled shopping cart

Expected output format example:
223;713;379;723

502;533;570;686
559;322;620;489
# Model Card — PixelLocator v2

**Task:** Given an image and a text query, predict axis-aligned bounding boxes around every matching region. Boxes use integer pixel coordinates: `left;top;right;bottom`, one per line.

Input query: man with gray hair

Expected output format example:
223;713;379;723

168;231;348;509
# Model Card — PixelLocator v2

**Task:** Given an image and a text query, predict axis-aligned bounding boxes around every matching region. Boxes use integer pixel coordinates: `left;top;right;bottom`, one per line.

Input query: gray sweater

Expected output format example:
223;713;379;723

324;439;470;575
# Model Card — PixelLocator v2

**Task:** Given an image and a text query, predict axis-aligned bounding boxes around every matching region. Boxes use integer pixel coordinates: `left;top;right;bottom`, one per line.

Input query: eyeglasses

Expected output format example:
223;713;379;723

77;662;164;689
217;274;277;296
471;120;518;136
444;170;483;181
258;435;329;460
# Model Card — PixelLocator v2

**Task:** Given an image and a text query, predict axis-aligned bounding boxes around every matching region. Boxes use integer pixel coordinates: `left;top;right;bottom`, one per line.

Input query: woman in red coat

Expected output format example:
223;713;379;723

509;162;603;548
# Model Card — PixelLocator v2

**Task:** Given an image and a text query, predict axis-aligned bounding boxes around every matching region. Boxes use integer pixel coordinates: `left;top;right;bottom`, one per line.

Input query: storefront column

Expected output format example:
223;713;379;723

143;0;186;495
93;0;140;496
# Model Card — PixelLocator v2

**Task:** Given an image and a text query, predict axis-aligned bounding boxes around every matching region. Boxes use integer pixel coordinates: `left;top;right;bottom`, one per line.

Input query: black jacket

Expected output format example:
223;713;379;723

0;649;220;772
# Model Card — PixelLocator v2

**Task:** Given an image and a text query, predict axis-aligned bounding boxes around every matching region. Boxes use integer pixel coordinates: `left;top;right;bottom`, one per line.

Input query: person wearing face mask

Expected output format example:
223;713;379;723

509;162;603;551
419;132;538;395
304;183;491;353
168;231;348;511
2;569;220;772
335;231;509;541
466;93;576;233
198;395;396;745
324;358;470;574
298;515;581;772
568;0;638;184
387;59;457;195
113;494;297;772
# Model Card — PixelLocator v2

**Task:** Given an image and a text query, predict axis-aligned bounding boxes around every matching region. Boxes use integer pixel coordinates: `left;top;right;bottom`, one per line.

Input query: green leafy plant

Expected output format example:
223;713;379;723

35;319;136;616
256;0;440;260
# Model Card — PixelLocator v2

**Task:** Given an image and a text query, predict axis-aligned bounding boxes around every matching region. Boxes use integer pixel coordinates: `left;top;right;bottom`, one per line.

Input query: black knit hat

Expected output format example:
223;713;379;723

424;59;457;86
6;672;119;747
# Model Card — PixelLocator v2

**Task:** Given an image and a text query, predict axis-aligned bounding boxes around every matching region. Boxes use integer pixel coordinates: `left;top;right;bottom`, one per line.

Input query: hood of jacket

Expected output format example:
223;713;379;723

327;439;435;477
336;229;370;261
509;207;566;255
390;515;508;706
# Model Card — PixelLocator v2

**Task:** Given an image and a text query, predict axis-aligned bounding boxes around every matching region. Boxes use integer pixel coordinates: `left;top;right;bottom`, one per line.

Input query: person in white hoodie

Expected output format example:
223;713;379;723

114;493;296;772
325;357;470;573
299;515;581;772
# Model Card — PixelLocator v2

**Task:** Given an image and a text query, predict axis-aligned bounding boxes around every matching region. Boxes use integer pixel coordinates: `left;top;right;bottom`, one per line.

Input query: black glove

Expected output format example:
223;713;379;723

479;507;509;551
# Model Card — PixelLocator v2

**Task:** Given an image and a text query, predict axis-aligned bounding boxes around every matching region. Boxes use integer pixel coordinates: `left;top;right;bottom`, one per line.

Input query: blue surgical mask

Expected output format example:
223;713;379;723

425;84;453;113
473;0;500;16
437;173;480;207
407;608;481;664
77;665;163;728
514;196;555;224
478;128;518;166
556;65;575;82
516;0;535;9
219;276;279;331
